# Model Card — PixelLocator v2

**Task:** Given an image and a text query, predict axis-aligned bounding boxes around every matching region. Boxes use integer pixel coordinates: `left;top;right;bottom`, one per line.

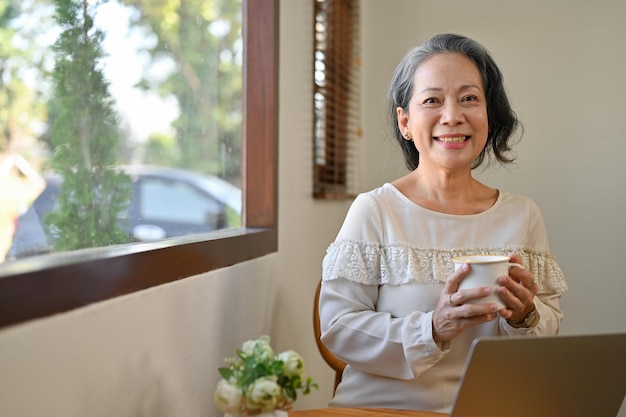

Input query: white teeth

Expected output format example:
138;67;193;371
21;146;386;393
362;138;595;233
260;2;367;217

437;136;467;143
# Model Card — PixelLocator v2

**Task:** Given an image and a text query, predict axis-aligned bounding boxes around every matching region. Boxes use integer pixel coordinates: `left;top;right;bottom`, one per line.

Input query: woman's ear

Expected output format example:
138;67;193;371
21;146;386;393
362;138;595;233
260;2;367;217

397;107;411;140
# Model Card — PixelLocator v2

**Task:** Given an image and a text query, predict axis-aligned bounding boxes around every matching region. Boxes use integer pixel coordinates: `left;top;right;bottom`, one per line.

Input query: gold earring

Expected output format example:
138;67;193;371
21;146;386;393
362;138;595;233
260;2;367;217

405;130;413;140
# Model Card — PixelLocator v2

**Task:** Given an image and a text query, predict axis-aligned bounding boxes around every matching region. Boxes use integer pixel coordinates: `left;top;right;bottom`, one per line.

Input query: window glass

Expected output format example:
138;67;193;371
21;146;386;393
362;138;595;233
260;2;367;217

1;0;244;262
138;178;222;225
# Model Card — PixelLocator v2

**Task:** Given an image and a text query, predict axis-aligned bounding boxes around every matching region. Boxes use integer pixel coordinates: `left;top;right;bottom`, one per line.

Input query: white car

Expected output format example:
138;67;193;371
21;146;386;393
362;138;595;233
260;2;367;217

6;165;242;260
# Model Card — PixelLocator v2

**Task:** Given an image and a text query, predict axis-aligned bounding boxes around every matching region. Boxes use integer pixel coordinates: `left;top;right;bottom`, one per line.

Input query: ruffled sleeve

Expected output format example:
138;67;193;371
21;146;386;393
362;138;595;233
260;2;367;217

323;240;567;295
518;249;567;294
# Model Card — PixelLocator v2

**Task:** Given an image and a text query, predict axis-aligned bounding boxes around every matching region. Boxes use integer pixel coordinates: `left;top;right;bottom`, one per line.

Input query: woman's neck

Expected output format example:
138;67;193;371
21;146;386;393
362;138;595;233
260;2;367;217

392;167;498;215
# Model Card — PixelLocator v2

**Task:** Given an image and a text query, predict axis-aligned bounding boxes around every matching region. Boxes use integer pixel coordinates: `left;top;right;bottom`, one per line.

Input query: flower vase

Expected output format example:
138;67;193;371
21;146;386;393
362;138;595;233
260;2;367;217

224;411;288;417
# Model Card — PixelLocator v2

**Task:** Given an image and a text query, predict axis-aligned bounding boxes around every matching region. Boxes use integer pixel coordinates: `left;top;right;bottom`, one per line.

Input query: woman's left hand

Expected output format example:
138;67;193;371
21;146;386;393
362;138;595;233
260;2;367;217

496;253;538;322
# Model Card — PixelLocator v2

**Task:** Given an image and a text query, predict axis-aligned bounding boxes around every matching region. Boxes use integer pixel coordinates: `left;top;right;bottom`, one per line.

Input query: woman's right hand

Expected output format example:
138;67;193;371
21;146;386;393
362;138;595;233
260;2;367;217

432;263;500;346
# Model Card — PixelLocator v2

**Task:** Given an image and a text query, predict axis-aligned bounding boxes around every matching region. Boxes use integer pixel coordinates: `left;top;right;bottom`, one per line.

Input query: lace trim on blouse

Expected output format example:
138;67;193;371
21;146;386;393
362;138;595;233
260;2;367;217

322;240;568;293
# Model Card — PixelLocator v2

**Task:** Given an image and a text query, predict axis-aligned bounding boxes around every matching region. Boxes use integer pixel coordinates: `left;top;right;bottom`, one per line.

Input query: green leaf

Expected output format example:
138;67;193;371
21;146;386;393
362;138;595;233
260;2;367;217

284;385;296;401
218;367;233;380
290;374;302;389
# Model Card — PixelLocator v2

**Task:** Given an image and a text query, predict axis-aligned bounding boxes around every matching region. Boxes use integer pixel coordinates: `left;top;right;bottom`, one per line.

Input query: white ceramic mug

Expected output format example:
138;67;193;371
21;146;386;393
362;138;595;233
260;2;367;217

451;255;523;310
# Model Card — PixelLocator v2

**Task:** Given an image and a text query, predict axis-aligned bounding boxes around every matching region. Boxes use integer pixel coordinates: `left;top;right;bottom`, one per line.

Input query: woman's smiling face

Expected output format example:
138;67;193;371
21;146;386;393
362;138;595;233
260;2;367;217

397;52;489;172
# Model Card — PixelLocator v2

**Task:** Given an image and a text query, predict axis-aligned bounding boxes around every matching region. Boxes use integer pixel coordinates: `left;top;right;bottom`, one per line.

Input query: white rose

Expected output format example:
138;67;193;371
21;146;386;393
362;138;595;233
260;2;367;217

242;335;274;359
214;379;242;413
244;377;283;413
277;350;305;378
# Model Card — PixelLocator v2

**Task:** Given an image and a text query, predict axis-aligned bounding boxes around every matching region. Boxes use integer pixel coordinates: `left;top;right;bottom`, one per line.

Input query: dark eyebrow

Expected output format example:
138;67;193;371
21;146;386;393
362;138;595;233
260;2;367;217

418;84;482;94
418;87;442;94
460;84;482;91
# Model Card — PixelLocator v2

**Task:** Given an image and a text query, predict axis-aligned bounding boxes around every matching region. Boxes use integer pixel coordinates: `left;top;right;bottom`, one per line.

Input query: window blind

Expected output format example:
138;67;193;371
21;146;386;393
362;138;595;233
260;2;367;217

313;0;361;199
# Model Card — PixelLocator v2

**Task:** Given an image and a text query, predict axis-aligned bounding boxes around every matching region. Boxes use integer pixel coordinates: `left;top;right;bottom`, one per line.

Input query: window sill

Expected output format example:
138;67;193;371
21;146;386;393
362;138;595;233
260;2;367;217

0;227;277;330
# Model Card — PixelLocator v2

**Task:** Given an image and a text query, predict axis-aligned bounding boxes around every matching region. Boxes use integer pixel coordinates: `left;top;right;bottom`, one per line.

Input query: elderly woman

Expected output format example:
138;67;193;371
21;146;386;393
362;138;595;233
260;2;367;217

319;33;567;412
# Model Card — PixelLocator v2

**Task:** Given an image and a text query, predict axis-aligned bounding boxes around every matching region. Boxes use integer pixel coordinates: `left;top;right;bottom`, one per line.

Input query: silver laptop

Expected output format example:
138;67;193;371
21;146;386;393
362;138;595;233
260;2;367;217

450;333;626;417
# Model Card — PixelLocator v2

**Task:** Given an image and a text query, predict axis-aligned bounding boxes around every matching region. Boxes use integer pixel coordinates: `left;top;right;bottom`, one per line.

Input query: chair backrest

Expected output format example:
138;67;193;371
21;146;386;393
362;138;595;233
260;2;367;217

313;279;346;394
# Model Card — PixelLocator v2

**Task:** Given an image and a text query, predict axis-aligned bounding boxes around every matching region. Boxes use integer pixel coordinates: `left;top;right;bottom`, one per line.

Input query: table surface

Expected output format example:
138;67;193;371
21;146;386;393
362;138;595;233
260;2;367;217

289;408;447;417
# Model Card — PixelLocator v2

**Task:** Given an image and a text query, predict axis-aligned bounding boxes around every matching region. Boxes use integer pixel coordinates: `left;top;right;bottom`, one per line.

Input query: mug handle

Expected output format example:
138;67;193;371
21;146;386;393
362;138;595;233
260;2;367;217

508;262;524;269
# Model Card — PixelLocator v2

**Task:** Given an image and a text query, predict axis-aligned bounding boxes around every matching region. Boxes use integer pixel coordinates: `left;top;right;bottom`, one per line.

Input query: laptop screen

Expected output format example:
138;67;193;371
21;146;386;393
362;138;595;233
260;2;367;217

450;333;626;417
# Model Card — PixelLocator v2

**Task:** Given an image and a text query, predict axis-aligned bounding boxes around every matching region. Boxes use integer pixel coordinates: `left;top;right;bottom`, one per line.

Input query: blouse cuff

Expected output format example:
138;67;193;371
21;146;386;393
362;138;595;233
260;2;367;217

403;311;450;377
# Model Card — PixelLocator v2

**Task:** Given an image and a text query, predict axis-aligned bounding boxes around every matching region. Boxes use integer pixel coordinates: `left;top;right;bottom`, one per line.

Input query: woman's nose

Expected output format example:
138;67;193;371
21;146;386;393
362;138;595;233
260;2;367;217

440;102;464;125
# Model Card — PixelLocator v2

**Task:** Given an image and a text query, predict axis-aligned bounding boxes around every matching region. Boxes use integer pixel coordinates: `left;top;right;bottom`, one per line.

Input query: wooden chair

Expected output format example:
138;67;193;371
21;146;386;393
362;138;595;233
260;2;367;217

313;279;346;394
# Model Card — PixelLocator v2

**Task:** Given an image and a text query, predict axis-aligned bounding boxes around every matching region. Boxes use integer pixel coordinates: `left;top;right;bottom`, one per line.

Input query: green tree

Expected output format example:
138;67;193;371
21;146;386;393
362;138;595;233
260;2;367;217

143;131;180;166
121;0;242;180
0;0;48;156
45;0;131;251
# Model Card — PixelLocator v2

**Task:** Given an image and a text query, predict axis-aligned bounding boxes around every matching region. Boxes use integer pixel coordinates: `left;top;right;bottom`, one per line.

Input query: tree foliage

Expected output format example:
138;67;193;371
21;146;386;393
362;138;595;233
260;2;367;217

121;0;243;180
45;0;131;251
0;0;48;155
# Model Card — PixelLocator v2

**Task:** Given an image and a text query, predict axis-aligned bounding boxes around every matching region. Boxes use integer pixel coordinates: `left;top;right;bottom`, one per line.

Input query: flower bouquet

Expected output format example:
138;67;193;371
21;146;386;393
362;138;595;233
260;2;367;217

214;335;318;417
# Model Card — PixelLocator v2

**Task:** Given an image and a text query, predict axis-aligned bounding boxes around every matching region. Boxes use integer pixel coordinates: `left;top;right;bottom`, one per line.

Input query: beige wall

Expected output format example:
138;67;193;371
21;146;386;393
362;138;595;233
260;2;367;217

0;0;624;416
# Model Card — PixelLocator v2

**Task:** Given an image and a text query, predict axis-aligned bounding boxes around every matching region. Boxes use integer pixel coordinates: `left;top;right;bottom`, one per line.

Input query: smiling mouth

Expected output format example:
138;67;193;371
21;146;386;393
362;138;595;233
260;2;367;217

435;136;470;143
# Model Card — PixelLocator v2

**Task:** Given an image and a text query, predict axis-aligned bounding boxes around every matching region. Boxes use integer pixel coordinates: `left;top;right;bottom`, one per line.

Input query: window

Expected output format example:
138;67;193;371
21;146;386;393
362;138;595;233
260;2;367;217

0;0;278;329
313;0;361;199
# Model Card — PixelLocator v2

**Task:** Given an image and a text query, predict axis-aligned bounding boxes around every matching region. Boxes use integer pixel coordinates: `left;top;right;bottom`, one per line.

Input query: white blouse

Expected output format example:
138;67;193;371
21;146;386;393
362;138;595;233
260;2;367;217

320;183;567;412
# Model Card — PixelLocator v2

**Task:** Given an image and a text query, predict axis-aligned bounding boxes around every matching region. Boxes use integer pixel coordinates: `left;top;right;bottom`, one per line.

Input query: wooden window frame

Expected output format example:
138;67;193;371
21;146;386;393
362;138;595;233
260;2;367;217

0;0;278;330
